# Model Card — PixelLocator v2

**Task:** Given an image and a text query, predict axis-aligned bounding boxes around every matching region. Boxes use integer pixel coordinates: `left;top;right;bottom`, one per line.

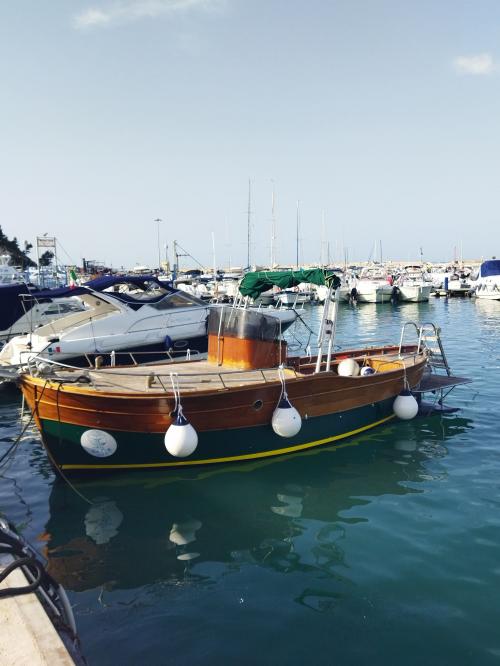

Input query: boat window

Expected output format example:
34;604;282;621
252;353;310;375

59;302;85;313
102;280;168;301
42;305;61;315
151;292;206;310
42;301;85;316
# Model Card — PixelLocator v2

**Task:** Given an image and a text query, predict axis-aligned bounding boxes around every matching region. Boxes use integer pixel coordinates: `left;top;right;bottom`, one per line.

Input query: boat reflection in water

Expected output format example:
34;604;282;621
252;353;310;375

38;411;473;602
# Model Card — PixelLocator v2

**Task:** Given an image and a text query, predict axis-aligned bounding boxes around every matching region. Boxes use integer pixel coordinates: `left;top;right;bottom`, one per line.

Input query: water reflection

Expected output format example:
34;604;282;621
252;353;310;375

41;414;472;596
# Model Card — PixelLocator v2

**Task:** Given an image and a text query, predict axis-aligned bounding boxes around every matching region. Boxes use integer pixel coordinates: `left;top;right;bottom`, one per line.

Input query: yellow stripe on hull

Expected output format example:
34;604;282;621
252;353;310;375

60;414;396;470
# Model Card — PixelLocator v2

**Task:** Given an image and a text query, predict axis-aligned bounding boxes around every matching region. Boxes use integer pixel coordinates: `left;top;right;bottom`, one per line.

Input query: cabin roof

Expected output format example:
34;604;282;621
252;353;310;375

20;275;177;308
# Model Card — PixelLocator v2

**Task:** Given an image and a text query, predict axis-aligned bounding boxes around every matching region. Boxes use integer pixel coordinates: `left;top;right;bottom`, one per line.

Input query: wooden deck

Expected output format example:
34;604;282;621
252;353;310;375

47;351;423;395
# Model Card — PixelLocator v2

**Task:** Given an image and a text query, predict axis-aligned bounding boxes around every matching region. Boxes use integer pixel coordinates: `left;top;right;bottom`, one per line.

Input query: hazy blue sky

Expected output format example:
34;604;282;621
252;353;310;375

1;1;499;269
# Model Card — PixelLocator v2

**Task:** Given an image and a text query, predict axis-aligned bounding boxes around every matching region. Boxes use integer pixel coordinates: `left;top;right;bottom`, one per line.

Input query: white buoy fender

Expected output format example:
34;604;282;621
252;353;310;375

165;411;198;457
338;358;360;377
360;366;375;376
272;397;302;438
393;389;419;420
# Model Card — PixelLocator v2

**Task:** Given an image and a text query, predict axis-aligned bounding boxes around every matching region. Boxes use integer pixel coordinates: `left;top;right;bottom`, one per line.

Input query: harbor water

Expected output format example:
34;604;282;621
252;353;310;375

1;298;499;665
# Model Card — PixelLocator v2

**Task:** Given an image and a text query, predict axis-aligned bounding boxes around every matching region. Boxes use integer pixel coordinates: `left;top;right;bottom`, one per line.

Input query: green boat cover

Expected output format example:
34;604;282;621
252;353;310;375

239;269;341;299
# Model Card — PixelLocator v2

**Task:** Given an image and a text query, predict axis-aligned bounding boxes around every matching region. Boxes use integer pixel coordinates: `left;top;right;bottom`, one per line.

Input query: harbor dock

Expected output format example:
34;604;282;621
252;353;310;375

0;556;75;665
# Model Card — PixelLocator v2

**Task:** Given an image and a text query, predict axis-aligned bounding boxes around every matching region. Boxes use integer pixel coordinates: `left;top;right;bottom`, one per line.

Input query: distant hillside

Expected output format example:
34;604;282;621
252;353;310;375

0;226;36;268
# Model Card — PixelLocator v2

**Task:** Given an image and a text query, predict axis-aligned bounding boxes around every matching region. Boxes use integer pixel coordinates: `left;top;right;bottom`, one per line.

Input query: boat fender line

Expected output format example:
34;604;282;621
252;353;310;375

349;287;358;304
393;379;418;420
391;286;400;303
164;373;198;457
271;365;302;438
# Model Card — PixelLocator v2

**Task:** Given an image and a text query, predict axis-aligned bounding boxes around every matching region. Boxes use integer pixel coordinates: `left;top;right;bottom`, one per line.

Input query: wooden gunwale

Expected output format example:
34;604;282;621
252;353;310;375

20;347;427;434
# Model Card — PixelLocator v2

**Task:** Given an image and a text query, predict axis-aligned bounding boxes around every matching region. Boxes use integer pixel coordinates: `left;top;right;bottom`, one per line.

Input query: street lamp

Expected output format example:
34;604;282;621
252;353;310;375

154;218;162;272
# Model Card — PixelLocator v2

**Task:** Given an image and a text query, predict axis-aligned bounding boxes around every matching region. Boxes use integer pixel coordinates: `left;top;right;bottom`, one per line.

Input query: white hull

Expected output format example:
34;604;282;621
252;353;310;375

356;290;392;303
341;277;393;303
356;284;394;303
475;292;500;300
397;285;432;302
276;291;312;306
473;272;500;300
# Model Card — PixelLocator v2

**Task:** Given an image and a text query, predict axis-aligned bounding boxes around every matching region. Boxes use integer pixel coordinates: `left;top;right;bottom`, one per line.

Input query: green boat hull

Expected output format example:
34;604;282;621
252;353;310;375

39;397;397;472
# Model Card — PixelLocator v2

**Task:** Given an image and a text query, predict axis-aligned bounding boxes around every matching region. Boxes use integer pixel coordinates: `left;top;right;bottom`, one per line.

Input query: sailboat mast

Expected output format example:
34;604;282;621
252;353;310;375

296;200;300;268
247;179;252;269
271;182;277;268
321;210;326;266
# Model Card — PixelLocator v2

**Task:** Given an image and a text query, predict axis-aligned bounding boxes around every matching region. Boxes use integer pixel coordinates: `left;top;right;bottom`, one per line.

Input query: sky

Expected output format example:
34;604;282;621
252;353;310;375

1;0;500;270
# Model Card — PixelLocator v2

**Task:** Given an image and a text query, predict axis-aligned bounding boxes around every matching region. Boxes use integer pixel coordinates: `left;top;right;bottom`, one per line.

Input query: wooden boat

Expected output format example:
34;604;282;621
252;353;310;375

19;272;429;474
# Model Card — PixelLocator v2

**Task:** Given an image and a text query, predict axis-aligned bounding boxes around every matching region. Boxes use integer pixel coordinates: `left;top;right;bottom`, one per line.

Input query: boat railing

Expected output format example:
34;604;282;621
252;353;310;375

398;321;421;355
21;348;203;372
26;354;303;389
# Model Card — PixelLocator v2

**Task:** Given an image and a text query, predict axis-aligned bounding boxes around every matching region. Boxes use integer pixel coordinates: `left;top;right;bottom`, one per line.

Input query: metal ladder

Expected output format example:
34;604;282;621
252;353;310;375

399;321;452;376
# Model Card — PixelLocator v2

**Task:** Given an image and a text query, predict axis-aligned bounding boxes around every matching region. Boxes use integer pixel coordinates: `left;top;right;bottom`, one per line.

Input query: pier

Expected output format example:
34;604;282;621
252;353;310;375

0;555;75;665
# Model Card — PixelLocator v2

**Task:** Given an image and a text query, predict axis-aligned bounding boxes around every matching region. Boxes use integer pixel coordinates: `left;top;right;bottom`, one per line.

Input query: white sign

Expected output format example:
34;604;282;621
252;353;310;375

36;236;56;248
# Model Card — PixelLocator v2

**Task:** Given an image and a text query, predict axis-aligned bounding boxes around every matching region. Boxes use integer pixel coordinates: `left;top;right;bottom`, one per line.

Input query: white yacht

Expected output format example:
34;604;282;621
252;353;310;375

344;266;394;303
0;276;210;368
472;260;500;300
0;275;299;370
394;265;433;302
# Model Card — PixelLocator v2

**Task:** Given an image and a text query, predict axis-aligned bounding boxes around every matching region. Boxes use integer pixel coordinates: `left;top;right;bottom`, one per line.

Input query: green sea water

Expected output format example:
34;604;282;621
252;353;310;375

1;298;499;665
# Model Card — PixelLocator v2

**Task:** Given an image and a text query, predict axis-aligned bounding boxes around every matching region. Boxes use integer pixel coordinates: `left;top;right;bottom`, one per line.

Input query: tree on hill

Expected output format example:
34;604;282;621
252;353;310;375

0;225;37;268
39;250;55;267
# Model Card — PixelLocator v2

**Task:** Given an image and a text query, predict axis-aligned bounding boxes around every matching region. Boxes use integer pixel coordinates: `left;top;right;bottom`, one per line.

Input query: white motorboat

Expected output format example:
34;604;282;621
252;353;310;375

0;275;299;371
0;275;211;368
471;260;500;300
446;270;473;296
345;266;394;303
430;263;472;296
276;284;314;306
394;265;433;302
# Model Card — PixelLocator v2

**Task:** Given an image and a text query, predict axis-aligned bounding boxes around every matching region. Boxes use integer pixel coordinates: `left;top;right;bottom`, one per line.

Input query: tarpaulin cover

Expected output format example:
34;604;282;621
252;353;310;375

24;275;175;305
480;260;500;278
239;269;341;299
0;283;33;332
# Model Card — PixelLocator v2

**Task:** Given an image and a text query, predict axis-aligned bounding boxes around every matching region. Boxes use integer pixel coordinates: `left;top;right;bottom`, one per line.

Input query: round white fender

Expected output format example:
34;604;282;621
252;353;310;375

272;397;302;438
338;358;360;377
393;389;419;420
165;411;198;457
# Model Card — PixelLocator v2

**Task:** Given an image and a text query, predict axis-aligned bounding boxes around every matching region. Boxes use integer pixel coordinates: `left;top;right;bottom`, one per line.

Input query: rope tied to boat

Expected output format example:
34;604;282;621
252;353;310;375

169;372;185;419
277;364;289;404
